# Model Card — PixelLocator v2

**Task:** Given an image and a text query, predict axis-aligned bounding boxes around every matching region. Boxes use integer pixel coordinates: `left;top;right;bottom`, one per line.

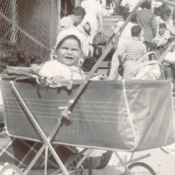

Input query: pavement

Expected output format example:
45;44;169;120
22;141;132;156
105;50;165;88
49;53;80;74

95;146;175;175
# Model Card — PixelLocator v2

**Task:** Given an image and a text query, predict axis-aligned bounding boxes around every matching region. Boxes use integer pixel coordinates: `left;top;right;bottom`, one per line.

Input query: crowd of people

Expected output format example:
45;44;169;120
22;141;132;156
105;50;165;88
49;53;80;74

56;0;175;84
0;0;175;171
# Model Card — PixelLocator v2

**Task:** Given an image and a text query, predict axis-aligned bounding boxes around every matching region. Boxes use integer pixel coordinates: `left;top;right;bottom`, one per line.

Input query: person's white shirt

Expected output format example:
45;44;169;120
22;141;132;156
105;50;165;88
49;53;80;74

120;0;140;12
151;1;162;8
58;16;74;33
81;0;103;35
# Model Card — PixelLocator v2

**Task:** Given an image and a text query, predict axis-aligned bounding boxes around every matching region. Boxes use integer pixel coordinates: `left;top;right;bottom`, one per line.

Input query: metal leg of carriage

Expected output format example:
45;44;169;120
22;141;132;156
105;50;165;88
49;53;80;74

7;81;92;175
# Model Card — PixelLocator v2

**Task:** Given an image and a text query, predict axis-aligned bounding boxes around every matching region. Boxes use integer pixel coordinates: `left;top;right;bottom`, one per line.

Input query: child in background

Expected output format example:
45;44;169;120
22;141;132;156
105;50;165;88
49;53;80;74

153;23;170;54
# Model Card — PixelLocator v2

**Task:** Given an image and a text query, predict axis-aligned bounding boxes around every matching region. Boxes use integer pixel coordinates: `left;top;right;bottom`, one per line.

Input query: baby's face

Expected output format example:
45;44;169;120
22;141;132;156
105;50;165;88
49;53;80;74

56;38;82;66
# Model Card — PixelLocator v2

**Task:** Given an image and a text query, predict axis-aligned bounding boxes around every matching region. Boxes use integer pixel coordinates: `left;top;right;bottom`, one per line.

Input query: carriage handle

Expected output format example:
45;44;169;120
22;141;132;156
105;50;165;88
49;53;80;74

127;51;161;78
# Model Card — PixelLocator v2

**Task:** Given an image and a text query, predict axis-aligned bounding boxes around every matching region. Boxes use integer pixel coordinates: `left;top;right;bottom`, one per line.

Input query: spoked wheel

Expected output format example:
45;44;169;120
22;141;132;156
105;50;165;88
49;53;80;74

128;162;156;175
66;158;92;175
0;164;23;175
52;156;92;175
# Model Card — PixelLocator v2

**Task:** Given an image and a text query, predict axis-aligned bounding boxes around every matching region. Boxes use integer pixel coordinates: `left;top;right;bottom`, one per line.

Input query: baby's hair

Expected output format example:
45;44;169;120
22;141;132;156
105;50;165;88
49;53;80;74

56;35;82;51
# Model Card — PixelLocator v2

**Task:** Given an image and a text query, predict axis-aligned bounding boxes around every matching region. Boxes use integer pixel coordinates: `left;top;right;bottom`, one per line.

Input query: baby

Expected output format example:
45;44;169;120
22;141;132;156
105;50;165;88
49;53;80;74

39;29;86;87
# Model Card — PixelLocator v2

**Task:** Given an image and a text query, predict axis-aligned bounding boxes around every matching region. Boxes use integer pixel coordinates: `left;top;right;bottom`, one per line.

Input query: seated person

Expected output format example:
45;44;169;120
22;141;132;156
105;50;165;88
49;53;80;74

0;41;21;128
153;23;170;54
0;41;44;128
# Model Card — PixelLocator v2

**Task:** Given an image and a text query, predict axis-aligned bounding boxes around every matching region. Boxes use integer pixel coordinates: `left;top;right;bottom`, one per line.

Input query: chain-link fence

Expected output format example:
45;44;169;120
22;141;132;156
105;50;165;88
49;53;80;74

0;0;59;61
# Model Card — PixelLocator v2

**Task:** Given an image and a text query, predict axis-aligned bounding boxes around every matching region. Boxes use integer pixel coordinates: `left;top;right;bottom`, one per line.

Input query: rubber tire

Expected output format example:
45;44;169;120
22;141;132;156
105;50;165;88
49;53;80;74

67;158;92;175
53;157;92;175
0;164;23;175
128;162;156;175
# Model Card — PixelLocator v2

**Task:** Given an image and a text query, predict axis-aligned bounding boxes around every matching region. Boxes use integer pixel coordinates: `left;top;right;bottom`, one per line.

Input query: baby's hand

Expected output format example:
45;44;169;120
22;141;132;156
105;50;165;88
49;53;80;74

45;76;73;90
52;76;64;84
45;76;64;86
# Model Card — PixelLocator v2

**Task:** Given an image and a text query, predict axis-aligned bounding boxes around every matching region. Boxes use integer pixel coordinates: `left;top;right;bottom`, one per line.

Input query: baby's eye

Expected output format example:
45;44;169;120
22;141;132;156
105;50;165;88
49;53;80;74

72;49;78;51
62;47;68;50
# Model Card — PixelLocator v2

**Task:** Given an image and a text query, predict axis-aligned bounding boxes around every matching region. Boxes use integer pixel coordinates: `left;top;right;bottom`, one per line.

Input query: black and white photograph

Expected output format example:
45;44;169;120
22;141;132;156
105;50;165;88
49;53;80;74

0;0;175;174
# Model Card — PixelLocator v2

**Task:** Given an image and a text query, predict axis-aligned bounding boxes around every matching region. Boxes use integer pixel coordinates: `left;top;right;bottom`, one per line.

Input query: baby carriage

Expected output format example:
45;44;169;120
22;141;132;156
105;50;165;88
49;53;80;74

0;66;175;175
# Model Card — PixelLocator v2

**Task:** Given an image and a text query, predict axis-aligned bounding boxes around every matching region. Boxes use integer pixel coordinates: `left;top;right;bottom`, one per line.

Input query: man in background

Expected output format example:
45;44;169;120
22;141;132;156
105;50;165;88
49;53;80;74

58;6;86;33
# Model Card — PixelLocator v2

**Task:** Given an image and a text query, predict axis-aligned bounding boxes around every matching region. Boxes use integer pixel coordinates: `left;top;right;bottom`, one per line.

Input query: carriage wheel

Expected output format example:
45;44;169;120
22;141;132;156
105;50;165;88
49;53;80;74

53;157;92;175
0;164;23;175
128;162;156;175
66;158;92;175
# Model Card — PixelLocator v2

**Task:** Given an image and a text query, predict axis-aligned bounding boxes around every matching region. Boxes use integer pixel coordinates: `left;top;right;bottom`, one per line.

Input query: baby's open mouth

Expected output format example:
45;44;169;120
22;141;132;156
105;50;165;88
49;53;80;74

64;56;73;62
65;56;73;60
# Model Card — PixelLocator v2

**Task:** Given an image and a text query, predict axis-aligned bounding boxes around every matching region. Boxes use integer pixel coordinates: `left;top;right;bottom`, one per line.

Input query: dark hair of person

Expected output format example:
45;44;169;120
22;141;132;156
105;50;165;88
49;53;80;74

159;23;166;29
131;14;137;23
0;41;19;67
131;25;142;37
70;6;86;18
26;55;43;66
56;35;82;52
17;50;28;66
160;6;171;20
140;1;151;9
81;58;96;72
123;12;137;23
